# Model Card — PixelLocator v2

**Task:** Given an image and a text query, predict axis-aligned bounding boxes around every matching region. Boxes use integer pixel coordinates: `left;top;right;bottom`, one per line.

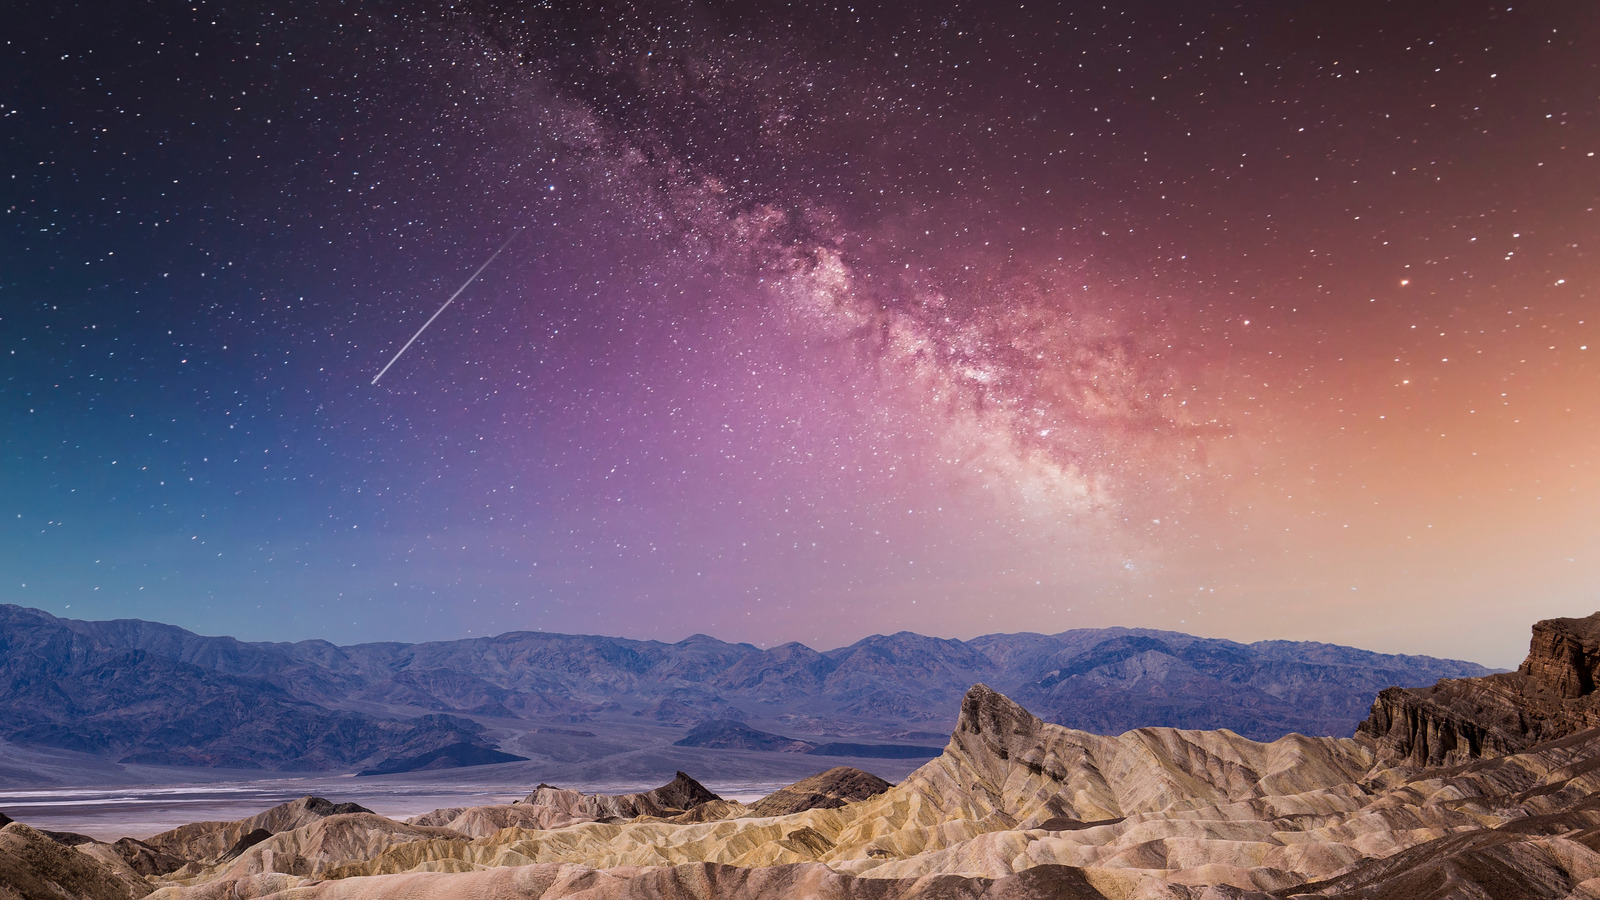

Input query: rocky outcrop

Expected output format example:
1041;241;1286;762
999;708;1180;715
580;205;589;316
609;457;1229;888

641;771;722;812
0;604;1495;775
518;772;721;821
1358;613;1600;766
403;803;586;838
142;796;374;865
746;767;892;817
1281;829;1600;900
0;822;152;900
406;773;723;838
1520;613;1600;699
1357;678;1549;767
110;837;190;877
205;814;466;881
939;684;1376;827
1277;723;1600;897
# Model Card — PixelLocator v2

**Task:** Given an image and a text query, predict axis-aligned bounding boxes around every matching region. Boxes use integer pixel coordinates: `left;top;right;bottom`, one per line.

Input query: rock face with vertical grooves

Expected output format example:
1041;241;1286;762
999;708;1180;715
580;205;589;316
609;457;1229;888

1520;612;1600;698
1359;612;1600;766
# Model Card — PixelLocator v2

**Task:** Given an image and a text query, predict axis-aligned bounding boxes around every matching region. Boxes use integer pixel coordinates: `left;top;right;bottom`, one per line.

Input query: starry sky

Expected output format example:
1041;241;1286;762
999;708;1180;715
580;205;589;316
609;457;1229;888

3;1;1596;668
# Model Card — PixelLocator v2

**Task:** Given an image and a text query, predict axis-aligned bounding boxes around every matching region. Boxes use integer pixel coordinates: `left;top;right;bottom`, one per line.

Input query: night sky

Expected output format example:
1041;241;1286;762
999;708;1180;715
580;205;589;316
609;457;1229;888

4;1;1596;667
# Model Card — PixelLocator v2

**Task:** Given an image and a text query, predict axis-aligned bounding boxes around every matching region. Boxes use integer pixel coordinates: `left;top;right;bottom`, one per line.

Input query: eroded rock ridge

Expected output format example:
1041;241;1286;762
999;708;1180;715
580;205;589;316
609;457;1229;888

1360;612;1600;766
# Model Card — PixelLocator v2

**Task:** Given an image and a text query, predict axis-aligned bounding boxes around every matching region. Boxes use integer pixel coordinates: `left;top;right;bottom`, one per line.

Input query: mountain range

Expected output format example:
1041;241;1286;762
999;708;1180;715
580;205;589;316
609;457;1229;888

0;603;1492;775
7;608;1600;899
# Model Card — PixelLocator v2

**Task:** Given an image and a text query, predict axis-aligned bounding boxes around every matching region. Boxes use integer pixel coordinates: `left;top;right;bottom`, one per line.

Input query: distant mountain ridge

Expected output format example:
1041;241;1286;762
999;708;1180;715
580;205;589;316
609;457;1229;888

0;603;1493;772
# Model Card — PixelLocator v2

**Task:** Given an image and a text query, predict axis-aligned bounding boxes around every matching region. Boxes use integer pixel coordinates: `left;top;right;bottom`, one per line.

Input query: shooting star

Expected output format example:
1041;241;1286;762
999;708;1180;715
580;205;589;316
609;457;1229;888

371;229;521;385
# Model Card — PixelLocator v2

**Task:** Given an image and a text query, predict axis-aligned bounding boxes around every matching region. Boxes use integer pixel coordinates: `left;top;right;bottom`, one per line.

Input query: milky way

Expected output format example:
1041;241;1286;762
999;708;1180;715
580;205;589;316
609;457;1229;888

3;2;1597;665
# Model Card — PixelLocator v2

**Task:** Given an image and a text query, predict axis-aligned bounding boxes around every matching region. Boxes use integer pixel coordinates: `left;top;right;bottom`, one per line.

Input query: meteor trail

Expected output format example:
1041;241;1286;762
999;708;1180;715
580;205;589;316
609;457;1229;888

371;229;521;385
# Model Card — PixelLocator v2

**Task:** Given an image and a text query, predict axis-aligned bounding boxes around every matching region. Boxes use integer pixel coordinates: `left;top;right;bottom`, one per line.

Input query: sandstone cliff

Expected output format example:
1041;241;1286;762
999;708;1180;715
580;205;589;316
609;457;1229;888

1359;612;1600;766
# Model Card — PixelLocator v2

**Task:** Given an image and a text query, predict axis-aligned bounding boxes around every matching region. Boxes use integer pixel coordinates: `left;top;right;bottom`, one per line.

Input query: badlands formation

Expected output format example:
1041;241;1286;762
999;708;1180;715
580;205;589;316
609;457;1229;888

11;615;1600;899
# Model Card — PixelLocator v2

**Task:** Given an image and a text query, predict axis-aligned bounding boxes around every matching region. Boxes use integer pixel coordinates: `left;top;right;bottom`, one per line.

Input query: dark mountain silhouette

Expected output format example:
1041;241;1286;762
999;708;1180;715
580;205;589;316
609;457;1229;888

672;720;815;752
357;742;529;776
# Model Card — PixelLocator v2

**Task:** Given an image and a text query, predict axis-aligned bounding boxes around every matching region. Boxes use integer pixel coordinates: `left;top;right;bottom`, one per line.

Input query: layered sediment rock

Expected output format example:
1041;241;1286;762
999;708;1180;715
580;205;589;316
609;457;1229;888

0;822;153;900
202;814;466;881
518;771;721;820
110;838;190;877
146;861;1109;900
140;686;1381;896
25;670;1600;900
406;772;722;838
1359;613;1600;766
142;796;373;865
1520;612;1600;698
746;767;891;817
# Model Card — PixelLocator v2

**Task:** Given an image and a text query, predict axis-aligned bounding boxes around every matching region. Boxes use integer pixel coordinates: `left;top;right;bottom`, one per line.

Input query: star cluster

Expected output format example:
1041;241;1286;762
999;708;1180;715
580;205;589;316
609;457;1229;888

3;1;1596;665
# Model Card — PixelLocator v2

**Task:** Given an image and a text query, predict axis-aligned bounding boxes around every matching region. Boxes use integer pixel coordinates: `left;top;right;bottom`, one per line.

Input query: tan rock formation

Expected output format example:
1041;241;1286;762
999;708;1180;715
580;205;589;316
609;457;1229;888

142;796;372;866
0;822;152;900
201;814;465;881
107;839;189;878
149;861;1109;900
517;772;720;820
406;772;723;838
405;803;594;838
143;686;1389;898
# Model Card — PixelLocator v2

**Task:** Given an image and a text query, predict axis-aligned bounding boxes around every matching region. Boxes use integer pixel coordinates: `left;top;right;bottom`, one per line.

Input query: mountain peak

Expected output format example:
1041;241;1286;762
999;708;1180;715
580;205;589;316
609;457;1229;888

955;683;1041;742
947;683;1051;791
